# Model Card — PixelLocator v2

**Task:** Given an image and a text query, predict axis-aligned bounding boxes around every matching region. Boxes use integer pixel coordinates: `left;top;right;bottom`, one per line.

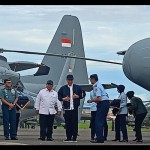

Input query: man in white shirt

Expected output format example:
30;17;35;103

34;80;62;141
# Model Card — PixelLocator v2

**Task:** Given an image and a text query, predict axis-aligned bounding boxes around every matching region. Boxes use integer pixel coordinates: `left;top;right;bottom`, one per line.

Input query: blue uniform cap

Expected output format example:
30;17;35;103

46;80;53;85
66;74;74;80
90;74;98;81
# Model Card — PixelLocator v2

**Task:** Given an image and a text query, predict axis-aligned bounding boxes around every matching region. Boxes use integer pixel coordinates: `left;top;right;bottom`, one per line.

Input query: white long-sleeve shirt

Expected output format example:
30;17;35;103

118;92;127;114
68;84;74;110
90;90;97;111
34;88;62;115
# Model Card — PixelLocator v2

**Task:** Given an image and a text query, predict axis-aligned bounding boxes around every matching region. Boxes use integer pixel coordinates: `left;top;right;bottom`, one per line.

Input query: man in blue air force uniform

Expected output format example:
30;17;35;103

89;90;108;142
0;79;18;140
87;74;110;143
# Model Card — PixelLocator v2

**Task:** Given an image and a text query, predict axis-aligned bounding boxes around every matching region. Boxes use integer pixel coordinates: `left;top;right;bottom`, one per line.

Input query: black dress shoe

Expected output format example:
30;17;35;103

136;140;143;143
5;137;9;140
90;140;104;143
63;139;73;142
11;137;18;140
90;138;95;142
133;138;137;141
38;137;45;141
112;139;120;141
47;138;54;141
119;139;128;142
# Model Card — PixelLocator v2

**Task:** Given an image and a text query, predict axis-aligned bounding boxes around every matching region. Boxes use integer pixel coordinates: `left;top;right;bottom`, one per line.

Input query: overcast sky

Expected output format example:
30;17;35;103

0;5;150;102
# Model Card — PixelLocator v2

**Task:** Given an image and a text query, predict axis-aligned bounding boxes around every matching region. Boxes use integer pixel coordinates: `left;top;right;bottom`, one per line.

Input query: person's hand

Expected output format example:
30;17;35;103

117;107;122;114
63;96;70;101
87;99;92;103
9;103;14;109
36;110;39;114
73;93;79;99
109;100;113;103
57;111;61;115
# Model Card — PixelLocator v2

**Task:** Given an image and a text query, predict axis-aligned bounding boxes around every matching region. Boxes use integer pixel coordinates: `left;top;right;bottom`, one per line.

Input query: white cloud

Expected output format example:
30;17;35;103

0;28;52;49
0;5;150;99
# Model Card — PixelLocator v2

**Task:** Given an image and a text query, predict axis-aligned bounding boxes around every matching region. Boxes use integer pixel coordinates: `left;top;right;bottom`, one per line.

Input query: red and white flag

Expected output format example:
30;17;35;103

61;38;71;47
69;65;72;72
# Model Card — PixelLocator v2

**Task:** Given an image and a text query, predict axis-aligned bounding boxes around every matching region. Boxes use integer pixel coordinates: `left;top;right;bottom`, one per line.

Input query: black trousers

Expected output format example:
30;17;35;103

39;114;55;139
115;114;128;140
90;111;108;139
115;115;120;140
135;113;147;140
64;109;78;140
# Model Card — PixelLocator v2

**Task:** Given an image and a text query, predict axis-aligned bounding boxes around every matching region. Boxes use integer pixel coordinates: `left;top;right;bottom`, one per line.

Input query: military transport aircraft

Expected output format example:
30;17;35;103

1;14;150;127
0;15;117;127
1;16;150;92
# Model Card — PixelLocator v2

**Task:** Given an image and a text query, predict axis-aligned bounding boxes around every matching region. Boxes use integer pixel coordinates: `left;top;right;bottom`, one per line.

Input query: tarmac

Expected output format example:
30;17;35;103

0;127;149;145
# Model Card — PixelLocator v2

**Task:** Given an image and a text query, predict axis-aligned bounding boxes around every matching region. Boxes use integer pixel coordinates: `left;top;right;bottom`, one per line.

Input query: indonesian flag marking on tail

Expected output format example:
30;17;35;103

61;38;71;47
69;65;72;72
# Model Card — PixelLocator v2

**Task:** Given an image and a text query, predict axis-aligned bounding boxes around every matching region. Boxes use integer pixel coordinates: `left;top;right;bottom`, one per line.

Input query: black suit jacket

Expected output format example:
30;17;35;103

58;84;82;110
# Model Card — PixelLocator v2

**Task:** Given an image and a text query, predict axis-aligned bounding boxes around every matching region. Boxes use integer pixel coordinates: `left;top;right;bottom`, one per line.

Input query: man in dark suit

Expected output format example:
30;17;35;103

58;74;82;142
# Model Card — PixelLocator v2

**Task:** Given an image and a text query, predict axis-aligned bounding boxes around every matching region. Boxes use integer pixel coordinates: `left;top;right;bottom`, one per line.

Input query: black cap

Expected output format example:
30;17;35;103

66;74;74;80
117;85;125;92
4;79;11;83
90;74;98;81
46;80;53;85
126;91;134;99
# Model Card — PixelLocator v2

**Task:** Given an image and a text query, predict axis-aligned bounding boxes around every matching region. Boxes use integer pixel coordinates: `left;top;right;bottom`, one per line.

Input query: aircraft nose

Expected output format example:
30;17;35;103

123;38;150;91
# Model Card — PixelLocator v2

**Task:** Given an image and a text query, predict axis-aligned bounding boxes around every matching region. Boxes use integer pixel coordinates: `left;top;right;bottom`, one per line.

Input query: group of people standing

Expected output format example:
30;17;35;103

87;74;147;143
111;85;147;143
35;74;83;142
0;74;147;144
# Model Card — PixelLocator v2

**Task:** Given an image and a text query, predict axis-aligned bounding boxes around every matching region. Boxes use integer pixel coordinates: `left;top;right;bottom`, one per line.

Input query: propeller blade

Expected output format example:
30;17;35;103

0;48;122;65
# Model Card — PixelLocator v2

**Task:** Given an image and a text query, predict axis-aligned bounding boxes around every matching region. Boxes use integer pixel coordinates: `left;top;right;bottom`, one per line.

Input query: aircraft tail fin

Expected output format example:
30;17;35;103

21;15;88;86
41;15;88;85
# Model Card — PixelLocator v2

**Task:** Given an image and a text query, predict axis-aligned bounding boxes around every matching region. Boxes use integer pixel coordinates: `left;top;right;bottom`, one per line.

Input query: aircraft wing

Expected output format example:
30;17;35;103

79;84;93;92
79;83;117;92
8;61;44;72
102;83;118;89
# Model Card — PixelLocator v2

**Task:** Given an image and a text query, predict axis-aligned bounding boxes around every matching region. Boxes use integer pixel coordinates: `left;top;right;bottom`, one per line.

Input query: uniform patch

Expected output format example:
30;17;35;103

11;89;15;94
94;87;98;92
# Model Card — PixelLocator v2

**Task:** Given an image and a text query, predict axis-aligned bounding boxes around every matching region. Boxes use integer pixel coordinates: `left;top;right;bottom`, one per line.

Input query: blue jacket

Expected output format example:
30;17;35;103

58;84;82;110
